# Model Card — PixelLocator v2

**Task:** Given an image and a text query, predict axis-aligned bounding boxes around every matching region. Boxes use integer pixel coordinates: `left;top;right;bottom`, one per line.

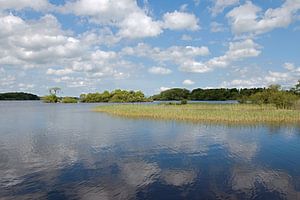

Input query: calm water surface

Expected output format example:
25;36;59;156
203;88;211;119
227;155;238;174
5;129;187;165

0;101;300;200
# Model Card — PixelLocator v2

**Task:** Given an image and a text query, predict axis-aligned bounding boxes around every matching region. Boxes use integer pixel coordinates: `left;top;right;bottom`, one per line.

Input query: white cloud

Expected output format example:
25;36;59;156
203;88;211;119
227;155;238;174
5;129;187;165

227;0;300;35
53;76;95;88
160;87;171;92
180;61;212;73
60;0;162;39
163;11;200;31
211;0;239;16
222;62;300;88
283;62;295;71
118;12;162;38
0;0;52;11
0;11;139;90
182;79;195;85
18;83;35;90
180;39;261;73
148;67;172;75
0;75;15;87
123;39;259;74
57;1;200;40
221;78;263;88
46;68;74;76
0;14;84;68
59;0;139;25
210;21;225;32
122;43;210;62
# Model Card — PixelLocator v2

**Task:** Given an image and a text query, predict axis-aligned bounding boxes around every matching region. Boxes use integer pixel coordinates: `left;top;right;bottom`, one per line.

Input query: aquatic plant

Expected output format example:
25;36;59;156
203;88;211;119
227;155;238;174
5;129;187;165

94;104;300;124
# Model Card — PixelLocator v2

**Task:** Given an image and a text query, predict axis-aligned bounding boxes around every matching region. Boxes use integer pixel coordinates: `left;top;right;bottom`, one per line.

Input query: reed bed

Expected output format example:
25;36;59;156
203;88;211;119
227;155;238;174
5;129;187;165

94;103;300;124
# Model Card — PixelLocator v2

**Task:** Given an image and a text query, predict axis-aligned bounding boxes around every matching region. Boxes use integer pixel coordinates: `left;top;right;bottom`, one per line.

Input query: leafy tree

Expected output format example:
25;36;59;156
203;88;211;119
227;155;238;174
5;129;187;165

153;88;190;101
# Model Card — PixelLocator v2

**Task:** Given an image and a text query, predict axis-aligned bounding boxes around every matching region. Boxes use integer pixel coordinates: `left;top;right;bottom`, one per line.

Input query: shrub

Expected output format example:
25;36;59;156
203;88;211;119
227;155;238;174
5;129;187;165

181;99;188;105
42;94;58;103
62;97;78;103
249;88;299;109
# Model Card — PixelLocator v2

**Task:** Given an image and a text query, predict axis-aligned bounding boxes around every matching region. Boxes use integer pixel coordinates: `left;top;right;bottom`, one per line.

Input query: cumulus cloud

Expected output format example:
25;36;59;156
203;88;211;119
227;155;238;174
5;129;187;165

0;14;84;68
182;79;195;85
117;12;162;38
122;39;259;74
163;11;200;31
0;0;52;11
180;61;212;73
148;67;172;75
221;62;300;88
59;1;201;39
227;0;300;35
58;0;139;25
180;39;261;73
58;0;163;39
122;43;210;62
211;0;239;16
0;11;138;90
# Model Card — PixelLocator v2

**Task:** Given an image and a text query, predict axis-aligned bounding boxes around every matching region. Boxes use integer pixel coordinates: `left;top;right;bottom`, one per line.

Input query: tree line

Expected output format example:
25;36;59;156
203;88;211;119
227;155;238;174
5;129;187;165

3;80;299;109
151;88;265;101
152;81;300;109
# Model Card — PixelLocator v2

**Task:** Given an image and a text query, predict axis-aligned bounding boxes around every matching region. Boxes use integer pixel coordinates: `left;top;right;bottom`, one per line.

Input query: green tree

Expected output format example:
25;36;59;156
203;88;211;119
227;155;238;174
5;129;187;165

153;88;190;101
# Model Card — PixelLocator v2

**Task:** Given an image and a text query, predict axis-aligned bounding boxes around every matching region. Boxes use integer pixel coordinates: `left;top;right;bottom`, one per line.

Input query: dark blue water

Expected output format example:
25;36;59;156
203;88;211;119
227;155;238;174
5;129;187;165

0;101;300;200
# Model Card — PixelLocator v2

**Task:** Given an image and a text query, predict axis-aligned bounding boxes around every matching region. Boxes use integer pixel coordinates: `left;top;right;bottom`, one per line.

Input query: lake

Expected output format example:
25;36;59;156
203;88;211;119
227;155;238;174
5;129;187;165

0;101;300;200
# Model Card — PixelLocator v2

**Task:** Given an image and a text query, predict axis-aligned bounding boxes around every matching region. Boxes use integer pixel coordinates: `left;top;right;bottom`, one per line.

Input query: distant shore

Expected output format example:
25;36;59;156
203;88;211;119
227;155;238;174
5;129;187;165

94;103;300;124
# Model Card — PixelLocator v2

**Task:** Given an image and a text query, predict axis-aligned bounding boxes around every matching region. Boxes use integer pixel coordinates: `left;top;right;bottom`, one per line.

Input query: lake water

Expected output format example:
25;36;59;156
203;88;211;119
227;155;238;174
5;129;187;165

0;101;300;200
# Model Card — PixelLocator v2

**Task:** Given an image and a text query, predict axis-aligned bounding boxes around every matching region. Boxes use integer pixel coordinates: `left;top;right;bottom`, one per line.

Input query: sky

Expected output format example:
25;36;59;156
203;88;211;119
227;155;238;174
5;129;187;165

0;0;300;96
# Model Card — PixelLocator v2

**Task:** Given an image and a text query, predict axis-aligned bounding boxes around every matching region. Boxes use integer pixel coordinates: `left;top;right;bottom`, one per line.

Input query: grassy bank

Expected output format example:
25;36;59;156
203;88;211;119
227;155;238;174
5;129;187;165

94;103;300;124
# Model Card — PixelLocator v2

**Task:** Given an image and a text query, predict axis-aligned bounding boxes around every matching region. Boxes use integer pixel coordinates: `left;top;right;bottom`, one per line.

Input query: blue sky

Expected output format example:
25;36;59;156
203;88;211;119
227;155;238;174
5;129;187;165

0;0;299;96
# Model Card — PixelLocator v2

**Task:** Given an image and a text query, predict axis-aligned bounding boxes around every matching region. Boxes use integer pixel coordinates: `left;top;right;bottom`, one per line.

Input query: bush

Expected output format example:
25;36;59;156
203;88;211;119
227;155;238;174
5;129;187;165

62;97;78;103
42;94;58;103
181;99;188;105
248;88;299;109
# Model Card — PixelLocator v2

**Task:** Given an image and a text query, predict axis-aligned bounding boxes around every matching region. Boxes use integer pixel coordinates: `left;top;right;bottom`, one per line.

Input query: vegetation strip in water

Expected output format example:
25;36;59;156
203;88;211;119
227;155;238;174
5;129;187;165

94;104;300;124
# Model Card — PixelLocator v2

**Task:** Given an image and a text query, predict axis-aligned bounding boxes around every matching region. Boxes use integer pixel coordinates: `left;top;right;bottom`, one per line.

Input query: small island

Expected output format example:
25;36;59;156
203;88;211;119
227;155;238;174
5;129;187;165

94;103;300;124
0;92;40;101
